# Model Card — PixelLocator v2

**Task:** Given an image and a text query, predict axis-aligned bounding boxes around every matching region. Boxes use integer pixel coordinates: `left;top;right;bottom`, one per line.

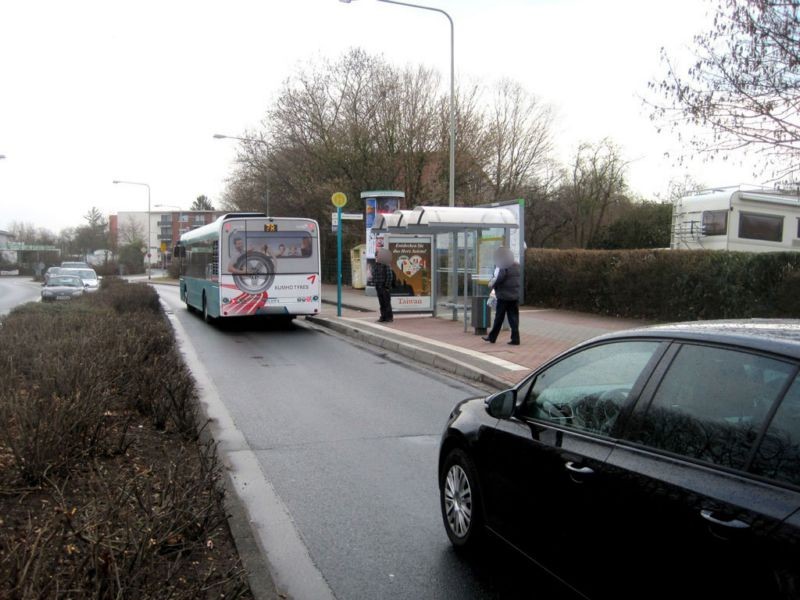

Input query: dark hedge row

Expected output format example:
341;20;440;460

0;282;250;598
524;249;800;321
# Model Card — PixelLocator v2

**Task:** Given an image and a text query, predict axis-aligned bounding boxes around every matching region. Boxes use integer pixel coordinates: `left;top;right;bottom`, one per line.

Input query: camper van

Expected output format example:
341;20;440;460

671;187;800;252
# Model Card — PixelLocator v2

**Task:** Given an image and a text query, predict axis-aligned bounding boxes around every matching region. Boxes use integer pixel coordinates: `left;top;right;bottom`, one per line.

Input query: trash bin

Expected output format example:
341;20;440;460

471;296;492;335
350;244;367;289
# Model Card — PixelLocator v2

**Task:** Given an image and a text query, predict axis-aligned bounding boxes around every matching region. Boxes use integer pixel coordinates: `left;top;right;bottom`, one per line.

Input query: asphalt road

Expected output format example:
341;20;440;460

0;276;41;315
156;284;570;600
0;277;573;599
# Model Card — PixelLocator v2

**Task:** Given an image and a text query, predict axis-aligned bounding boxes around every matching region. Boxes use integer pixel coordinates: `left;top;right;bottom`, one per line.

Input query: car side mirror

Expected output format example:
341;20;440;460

486;390;515;419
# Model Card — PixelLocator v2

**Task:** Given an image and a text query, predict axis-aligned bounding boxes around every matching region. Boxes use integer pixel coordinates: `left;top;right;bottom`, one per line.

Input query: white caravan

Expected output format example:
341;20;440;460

671;187;800;252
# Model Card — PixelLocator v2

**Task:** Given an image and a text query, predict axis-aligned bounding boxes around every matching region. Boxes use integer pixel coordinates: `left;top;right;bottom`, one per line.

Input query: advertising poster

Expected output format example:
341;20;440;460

388;235;433;312
477;233;504;284
365;196;401;259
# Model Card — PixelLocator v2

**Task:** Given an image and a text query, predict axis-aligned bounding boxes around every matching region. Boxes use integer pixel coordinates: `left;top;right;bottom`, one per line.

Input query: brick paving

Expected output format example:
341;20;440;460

320;284;649;384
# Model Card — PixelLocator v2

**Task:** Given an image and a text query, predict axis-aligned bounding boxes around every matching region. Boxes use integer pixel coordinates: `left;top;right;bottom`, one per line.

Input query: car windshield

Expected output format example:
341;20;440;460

49;276;82;287
61;268;97;280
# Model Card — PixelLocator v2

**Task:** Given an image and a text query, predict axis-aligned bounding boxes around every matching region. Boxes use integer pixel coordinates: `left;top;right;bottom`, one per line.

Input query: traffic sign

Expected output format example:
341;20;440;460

332;212;362;224
331;192;347;208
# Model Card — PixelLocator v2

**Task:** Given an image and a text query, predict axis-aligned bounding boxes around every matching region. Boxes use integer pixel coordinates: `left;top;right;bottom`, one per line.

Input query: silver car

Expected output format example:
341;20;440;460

60;268;100;292
41;275;85;301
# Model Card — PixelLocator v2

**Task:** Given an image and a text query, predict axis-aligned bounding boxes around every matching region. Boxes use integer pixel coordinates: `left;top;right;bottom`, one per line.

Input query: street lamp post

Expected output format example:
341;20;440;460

213;133;271;216
340;0;454;207
340;0;458;318
113;180;151;281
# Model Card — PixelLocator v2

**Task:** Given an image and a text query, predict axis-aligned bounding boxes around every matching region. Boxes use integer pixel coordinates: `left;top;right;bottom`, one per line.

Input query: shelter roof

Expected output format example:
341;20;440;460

371;206;518;234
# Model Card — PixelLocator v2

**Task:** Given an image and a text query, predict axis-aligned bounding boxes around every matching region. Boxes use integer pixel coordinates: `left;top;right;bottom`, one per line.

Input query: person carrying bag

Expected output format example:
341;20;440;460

482;247;521;345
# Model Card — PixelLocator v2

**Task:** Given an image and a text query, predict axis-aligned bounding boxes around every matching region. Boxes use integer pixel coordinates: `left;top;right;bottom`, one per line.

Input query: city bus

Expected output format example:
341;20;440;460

175;213;321;321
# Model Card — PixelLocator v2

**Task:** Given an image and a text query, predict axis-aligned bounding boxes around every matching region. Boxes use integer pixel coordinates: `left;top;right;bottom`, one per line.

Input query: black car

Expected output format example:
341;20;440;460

41;274;85;301
439;320;800;600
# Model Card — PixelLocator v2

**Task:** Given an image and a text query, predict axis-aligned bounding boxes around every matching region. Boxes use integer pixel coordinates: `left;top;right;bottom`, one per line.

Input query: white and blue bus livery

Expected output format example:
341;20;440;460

176;213;321;320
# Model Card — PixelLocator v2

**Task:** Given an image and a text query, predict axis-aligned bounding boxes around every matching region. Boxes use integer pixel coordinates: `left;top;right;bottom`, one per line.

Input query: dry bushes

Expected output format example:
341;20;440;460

0;283;250;599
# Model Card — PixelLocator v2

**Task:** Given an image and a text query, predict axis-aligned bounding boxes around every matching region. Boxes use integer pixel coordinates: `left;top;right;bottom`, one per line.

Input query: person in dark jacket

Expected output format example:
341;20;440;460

373;247;394;323
483;247;521;345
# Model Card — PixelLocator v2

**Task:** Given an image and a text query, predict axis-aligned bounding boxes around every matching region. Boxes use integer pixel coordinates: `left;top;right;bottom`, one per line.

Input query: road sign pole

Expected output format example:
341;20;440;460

331;192;347;318
337;206;343;317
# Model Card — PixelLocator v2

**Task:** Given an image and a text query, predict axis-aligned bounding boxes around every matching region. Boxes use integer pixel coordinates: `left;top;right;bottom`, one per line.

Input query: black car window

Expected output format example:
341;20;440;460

627;344;795;471
750;374;800;487
519;341;661;436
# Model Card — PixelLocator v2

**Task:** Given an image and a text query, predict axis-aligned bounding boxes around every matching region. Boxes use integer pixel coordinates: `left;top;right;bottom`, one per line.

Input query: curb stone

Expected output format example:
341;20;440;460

160;299;280;600
307;315;510;390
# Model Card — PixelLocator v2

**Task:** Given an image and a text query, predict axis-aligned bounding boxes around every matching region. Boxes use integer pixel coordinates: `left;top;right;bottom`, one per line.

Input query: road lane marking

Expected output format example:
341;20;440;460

162;295;336;600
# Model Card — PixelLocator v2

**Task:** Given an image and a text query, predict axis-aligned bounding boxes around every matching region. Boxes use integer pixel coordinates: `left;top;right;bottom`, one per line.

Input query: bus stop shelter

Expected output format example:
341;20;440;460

371;205;519;332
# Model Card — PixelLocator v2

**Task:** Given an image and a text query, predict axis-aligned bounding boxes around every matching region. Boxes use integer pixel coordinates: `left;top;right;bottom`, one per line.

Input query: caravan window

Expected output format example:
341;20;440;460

702;210;728;236
739;212;783;242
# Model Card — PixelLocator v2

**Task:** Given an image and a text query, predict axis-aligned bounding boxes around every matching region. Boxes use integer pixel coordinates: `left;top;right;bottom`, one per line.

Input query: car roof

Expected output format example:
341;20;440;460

587;319;800;361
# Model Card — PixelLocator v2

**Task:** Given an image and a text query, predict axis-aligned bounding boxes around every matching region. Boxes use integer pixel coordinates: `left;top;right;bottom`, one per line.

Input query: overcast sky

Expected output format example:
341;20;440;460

0;0;757;234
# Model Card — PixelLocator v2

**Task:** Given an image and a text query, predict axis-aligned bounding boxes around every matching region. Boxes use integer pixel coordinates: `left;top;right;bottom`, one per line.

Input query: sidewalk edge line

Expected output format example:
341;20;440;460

308;316;511;390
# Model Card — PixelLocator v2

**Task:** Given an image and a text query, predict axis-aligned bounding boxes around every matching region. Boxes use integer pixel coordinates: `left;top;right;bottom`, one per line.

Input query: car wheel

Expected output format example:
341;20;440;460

440;448;483;551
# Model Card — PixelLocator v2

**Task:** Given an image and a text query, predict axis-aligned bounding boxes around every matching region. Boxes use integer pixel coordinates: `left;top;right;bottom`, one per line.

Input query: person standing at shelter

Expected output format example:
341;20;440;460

483;247;521;345
374;248;394;323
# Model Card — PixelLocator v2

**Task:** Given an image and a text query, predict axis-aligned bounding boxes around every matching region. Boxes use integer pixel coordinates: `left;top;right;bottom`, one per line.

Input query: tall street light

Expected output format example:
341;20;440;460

113;179;151;281
213;133;271;216
339;0;455;207
339;0;459;319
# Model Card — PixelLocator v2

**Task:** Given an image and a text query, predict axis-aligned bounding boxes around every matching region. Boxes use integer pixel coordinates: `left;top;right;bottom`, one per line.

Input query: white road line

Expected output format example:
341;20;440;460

341;317;529;371
164;300;336;600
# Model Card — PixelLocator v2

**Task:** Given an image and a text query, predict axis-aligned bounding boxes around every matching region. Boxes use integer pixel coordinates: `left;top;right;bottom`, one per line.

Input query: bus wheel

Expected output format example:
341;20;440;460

203;294;212;323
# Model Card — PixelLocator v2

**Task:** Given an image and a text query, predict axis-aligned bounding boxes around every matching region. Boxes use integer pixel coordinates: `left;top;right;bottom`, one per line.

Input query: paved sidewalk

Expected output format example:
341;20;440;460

312;284;649;388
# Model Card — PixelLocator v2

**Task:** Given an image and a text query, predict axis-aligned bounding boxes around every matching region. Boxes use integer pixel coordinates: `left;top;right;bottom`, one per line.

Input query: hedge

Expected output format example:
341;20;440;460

524;249;800;321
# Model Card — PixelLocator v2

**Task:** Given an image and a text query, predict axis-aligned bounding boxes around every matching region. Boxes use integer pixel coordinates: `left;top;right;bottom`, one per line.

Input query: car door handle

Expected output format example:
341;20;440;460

564;462;594;476
700;510;750;530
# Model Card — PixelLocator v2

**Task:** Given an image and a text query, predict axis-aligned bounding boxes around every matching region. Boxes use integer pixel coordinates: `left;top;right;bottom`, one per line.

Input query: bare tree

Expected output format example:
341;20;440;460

561;140;630;248
652;0;800;178
118;216;144;245
7;222;56;245
222;48;556;249
484;79;553;201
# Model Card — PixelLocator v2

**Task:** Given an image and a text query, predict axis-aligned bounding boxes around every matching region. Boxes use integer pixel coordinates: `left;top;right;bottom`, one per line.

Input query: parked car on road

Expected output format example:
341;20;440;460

439;320;800;599
43;266;61;284
41;274;85;301
61;268;100;292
